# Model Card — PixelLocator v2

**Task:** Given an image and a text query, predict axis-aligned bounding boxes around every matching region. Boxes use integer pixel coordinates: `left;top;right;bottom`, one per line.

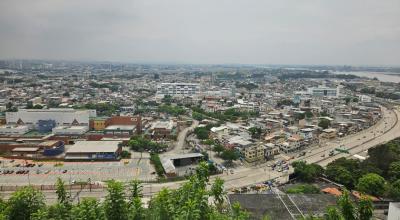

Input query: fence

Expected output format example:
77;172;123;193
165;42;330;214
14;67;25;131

0;183;105;192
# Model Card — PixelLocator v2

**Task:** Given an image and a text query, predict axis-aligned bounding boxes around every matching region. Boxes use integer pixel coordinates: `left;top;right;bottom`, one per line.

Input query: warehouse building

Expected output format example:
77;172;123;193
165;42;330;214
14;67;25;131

6;108;95;130
52;125;88;135
160;153;204;177
0;125;30;135
65;141;122;161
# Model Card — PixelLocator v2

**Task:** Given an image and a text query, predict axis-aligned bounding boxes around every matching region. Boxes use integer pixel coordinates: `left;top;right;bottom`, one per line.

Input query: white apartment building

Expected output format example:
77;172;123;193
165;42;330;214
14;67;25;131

5;108;95;128
307;86;340;98
358;95;372;103
156;83;200;98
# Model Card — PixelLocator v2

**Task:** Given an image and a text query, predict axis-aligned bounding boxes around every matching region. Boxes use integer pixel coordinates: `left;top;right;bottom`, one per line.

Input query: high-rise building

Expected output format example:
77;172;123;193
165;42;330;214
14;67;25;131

156;83;200;98
307;86;340;98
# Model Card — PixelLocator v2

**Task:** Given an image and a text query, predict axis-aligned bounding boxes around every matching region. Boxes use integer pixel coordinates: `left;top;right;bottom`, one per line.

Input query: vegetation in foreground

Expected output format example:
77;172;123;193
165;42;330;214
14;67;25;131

0;161;379;220
0;162;250;220
292;138;400;200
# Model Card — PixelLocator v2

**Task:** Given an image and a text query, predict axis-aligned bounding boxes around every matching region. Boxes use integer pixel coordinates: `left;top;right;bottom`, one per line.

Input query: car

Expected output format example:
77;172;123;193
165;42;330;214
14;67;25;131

44;170;50;174
8;170;14;174
14;164;20;167
36;170;41;174
10;160;15;163
230;170;234;174
38;163;44;167
24;170;29;174
62;170;67;173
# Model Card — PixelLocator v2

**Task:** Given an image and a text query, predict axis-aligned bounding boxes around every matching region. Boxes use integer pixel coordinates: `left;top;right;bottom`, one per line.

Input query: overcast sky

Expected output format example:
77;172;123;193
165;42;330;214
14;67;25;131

0;0;399;66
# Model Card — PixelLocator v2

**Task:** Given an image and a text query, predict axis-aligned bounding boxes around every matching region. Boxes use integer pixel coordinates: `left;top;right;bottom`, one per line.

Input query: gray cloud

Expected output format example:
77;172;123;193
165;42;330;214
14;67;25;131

0;0;399;65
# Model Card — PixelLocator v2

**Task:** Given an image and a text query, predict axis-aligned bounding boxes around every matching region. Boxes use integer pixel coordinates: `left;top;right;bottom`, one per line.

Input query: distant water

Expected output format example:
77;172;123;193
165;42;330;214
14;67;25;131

334;71;400;83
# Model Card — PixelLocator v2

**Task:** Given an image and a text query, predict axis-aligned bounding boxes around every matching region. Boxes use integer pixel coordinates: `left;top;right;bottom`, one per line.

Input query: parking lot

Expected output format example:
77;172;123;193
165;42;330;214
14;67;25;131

0;154;156;186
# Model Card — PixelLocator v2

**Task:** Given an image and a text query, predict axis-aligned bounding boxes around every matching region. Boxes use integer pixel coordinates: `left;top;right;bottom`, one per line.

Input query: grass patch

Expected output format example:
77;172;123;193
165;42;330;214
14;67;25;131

54;163;64;167
150;153;164;177
285;184;320;194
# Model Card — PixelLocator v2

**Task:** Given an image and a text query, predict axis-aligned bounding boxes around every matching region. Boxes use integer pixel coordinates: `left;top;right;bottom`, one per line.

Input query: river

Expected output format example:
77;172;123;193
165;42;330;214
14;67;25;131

334;71;400;83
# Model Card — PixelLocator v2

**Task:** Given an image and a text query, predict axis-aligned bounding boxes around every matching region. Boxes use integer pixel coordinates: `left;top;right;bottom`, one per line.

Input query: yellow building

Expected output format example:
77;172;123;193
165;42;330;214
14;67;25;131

90;118;107;131
244;144;266;163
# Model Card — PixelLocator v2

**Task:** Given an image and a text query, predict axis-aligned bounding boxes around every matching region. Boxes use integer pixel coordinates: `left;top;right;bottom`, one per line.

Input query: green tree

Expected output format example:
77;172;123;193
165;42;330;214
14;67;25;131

55;177;69;206
128;197;144;220
26;101;33;109
356;173;386;196
128;135;167;153
32;104;43;109
127;180;144;220
213;144;225;156
162;95;173;104
121;150;132;159
210;178;225;210
248;127;262;139
344;97;352;105
63;91;70;97
147;188;174;220
192;112;204;121
318;118;331;129
388;161;400;181
337;190;356;220
325;165;355;188
31;209;49;220
324;206;342;220
6;186;45;220
292;161;323;183
305;111;313;119
365;140;400;176
202;139;215;145
220;149;239;165
194;127;209;140
129;179;143;200
295;113;305;120
104;180;128;220
231;202;250;220
71;198;105;220
387;179;400;200
358;197;373;220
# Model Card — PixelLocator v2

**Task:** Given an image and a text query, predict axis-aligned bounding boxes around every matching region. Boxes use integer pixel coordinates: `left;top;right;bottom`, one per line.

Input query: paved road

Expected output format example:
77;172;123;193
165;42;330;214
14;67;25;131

168;119;199;155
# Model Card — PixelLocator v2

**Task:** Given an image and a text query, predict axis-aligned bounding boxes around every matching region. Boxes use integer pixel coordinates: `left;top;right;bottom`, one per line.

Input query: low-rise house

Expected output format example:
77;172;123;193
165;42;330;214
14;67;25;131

148;120;177;140
321;128;337;139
